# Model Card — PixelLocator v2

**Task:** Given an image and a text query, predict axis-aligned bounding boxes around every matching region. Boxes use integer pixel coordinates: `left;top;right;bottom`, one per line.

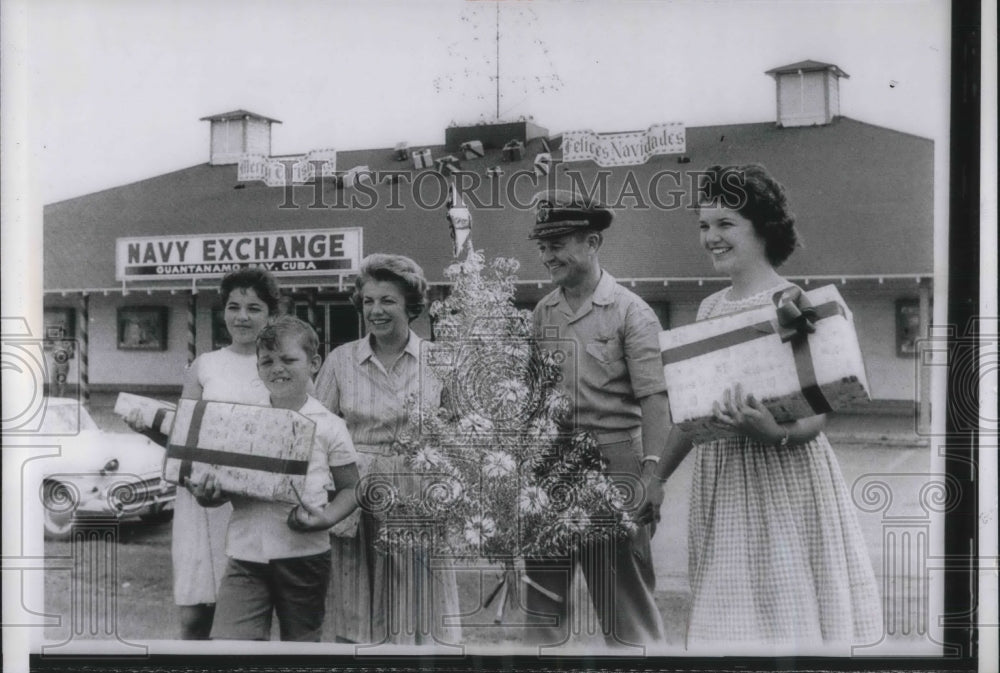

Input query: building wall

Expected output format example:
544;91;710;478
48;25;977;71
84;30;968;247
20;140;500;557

44;289;432;392
247;119;270;156
210;119;245;165
778;71;829;127
43;284;918;402
44;295;192;388
827;71;840;117
848;293;917;401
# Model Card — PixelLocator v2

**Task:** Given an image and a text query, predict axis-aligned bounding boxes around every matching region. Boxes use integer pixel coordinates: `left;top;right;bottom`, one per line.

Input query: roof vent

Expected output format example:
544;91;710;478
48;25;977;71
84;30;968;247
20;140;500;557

200;110;282;165
765;60;849;128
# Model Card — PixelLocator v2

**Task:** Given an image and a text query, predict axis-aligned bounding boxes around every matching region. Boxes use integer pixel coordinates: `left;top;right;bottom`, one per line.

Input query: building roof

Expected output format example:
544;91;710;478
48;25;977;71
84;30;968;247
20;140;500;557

766;60;850;79
44;117;931;291
199;109;282;124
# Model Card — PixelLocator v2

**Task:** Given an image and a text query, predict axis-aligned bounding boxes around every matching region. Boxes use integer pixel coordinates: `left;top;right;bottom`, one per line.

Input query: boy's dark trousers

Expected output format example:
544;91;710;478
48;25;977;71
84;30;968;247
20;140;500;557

210;551;332;641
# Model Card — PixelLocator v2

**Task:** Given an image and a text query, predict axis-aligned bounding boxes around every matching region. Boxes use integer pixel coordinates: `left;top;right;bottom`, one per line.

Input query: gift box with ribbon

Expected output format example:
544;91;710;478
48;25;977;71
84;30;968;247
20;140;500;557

502;140;524;162
460;140;485;160
163;399;315;503
411;148;433;169
659;285;870;442
343;165;373;187
393;142;409;161
435;155;461;176
114;393;176;435
534;152;552;177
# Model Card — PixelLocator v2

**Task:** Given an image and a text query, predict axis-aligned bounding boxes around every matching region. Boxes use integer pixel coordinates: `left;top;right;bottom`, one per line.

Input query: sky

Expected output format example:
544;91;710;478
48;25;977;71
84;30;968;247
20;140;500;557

15;0;951;204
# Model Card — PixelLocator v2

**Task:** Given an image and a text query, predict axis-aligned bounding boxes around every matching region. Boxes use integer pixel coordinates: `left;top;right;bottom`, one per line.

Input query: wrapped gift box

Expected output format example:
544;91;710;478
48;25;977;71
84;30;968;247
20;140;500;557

502;140;524;162
460;140;485;160
534;152;552;176
343;165;373;187
393;142;409;161
659;285;870;442
435;155;460;176
164;399;315;504
114;393;176;435
411;148;433;169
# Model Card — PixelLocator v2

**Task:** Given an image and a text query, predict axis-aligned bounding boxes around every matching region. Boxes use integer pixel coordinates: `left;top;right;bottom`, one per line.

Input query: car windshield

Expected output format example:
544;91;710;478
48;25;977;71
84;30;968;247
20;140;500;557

40;401;99;433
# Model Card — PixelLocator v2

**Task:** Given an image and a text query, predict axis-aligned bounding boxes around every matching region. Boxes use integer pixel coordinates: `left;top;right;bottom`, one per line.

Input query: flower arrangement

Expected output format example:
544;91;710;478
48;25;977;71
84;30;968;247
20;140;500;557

371;251;638;563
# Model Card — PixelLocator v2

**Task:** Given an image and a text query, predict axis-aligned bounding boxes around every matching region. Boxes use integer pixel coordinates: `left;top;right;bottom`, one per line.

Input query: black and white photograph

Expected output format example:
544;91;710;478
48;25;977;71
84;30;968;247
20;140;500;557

1;0;993;671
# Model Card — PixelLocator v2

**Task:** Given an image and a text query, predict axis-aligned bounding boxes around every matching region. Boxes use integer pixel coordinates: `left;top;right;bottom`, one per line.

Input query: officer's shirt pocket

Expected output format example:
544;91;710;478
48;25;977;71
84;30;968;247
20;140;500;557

585;334;626;386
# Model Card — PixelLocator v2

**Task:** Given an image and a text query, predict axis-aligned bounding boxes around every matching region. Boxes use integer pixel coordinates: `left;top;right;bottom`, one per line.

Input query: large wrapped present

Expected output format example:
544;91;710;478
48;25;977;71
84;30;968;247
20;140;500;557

659;285;870;442
163;399;315;504
411;148;433;169
460;140;485;160
114;393;176;435
435;154;461;176
342;165;373;187
534;152;552;177
502;140;524;162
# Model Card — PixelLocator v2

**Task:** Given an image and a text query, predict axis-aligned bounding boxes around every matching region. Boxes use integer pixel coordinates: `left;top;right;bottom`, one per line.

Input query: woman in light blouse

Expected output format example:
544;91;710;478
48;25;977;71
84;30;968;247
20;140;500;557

315;253;460;645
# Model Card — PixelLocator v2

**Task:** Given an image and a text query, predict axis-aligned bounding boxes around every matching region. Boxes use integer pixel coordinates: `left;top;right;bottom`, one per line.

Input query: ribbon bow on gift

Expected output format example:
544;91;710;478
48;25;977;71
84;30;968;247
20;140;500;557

772;286;819;342
769;285;835;415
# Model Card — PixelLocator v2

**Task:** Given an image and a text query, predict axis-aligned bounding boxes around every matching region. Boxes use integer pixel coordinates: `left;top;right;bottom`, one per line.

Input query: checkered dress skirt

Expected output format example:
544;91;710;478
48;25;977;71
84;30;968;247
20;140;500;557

686;286;883;645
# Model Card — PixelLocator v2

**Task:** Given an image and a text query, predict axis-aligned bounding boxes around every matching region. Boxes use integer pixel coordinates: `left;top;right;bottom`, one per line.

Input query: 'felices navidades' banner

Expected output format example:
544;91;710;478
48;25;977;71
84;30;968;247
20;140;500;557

116;228;362;281
561;123;686;167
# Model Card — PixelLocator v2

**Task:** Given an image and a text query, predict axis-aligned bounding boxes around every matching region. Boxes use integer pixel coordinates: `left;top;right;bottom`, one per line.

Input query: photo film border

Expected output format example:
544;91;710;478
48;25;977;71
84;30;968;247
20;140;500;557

20;2;988;673
939;0;983;662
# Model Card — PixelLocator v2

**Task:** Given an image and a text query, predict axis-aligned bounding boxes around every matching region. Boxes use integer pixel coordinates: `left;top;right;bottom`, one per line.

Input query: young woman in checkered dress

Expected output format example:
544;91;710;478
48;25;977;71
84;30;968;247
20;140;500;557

681;164;883;646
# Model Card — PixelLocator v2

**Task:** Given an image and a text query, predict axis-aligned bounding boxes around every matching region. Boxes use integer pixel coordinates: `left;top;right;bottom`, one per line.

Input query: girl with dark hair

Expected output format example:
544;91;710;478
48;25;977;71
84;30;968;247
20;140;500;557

126;267;282;639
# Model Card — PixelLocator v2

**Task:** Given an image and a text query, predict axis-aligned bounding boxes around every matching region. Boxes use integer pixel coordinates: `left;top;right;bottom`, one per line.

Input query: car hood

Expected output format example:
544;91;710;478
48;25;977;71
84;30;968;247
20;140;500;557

44;431;165;479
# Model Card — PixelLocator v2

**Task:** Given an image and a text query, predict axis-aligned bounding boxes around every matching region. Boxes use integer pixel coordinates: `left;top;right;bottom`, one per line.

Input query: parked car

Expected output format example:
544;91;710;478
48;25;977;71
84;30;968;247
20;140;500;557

37;397;175;540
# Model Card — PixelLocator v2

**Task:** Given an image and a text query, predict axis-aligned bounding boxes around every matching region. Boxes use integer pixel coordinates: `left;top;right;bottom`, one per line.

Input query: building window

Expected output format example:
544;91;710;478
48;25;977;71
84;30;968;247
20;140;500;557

117;307;168;351
649;302;670;330
293;300;359;358
43;307;76;355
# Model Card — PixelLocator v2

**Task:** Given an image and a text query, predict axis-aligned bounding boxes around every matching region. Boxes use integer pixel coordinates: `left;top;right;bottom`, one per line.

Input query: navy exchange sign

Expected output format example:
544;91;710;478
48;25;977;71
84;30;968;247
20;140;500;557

116;228;362;280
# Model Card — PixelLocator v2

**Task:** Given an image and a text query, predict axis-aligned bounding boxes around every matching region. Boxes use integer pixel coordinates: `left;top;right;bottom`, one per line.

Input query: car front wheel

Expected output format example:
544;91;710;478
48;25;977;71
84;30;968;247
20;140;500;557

42;480;78;541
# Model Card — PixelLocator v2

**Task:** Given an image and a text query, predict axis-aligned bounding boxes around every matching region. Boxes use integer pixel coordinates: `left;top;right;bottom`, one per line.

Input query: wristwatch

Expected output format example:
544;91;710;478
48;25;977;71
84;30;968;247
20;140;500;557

777;427;790;447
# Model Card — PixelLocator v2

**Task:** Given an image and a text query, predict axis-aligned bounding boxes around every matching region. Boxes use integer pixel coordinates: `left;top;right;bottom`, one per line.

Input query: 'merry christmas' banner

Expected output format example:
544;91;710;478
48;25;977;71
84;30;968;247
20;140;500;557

238;149;338;187
561;123;686;167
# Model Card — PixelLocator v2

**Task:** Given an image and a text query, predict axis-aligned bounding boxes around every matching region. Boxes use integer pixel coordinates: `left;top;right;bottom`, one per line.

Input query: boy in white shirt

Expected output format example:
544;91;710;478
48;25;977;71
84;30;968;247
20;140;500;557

188;316;360;641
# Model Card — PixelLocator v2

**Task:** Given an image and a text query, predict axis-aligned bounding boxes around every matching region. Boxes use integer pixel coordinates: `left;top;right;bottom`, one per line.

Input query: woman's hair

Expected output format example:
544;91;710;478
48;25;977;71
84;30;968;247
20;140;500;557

698;163;799;266
256;315;319;359
220;267;282;314
350;254;428;321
